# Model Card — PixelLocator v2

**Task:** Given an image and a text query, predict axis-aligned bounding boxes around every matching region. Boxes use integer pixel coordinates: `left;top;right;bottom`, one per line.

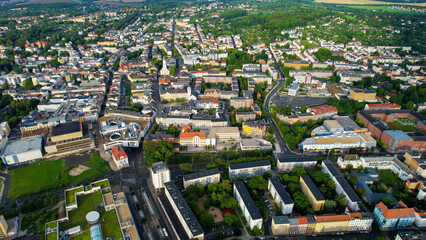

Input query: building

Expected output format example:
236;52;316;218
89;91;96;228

0;215;7;239
1;135;43;166
164;182;204;240
150;161;170;189
396;231;426;240
235;112;256;123
111;146;129;170
307;105;338;120
180;132;207;147
373;202;415;229
349;89;376;101
0;122;10;137
322;160;361;211
381;130;413;151
288;83;300;96
230;97;253;109
365;103;401;110
228;160;271;179
268;178;294;215
206;127;240;147
183;168;221;189
239;138;273;151
234;181;263;230
300;175;326;211
242;120;268;137
275;154;316;172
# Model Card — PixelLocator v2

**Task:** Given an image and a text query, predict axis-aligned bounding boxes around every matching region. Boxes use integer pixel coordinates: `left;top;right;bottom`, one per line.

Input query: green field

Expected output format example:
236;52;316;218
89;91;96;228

85;153;110;172
9;159;103;199
345;5;426;14
60;192;122;239
388;121;419;132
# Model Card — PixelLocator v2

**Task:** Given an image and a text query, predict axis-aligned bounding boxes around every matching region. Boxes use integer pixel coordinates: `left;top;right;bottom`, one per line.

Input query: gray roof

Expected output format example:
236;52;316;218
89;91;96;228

335;116;363;132
383;130;412;141
2;135;43;156
301;175;325;201
272;216;289;225
234;181;262;220
183;168;220;182
269;178;294;205
323;160;340;177
164;182;204;237
335;176;361;203
151;161;168;174
229;160;271;171
276;154;317;163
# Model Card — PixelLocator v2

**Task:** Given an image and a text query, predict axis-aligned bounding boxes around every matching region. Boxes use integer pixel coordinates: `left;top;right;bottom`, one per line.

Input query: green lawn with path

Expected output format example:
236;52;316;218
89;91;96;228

9;159;103;199
85;153;110;172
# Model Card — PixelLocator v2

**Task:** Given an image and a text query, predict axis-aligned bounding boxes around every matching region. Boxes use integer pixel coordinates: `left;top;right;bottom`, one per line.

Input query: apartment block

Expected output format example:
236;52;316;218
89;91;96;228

150;161;170;189
300;175;326;211
183;168;220;189
276;154;317;172
373;202;415;229
228;160;271;179
234;182;263;230
268;178;294;215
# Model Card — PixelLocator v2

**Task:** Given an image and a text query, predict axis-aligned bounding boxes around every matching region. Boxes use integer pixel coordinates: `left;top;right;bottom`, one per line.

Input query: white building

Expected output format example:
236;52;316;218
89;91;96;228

234;181;263;230
268;178;294;215
110;146;129;170
228;160;271;179
288;83;300;96
276;154;317;172
183;168;221;189
417;189;425;201
414;211;426;227
1;135;43;166
164;182;204;239
150;161;170;189
348;213;374;232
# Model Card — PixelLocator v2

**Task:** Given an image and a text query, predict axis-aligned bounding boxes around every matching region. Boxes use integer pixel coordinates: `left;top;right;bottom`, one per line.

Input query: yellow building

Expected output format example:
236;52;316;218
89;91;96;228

300;175;325;211
0;215;8;239
314;215;351;233
204;89;221;99
50;121;83;143
349;89;376;101
404;151;422;170
242;120;268;137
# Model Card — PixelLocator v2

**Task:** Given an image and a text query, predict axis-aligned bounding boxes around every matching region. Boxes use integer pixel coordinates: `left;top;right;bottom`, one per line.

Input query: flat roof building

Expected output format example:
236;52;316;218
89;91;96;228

150;161;170;189
183;168;220;189
229;160;271;179
268;178;294;215
234;181;263;230
1;135;43;166
300;175;325;211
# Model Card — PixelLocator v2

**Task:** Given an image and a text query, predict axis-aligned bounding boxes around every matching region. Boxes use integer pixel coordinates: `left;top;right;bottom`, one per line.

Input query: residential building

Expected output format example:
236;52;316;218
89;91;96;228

365;103;401;110
229;160;271;179
268;178;294;215
373;202;415;229
0;216;7;239
276;154;317;172
349;89;376;101
288;83;300;96
150;161;170;189
164;182;204;240
234;182;263;230
242;120;268;137
395;231;426;240
300;175;326;211
382;130;414;152
276;113;315;124
322;160;361;211
230;97;253;109
111;146;129;170
183;168;221;189
307;105;338;120
235;112;256;123
1;135;43;166
204;89;221;99
0;122;10;137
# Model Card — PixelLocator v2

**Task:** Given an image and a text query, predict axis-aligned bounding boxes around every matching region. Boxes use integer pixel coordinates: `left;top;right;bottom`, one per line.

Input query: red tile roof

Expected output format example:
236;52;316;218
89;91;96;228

180;132;206;140
111;146;127;161
376;202;415;219
308;104;338;115
315;214;350;222
297;217;307;224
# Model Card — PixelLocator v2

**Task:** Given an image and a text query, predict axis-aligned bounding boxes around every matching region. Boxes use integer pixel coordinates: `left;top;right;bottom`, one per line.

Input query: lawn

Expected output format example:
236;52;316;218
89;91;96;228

101;209;122;239
92;179;110;189
46;232;57;240
85;153;110;172
9;159;103;199
66;187;84;204
388;121;419;132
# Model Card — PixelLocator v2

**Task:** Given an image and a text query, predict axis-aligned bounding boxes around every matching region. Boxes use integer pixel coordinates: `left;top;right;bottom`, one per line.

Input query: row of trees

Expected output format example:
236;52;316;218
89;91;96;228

142;140;174;167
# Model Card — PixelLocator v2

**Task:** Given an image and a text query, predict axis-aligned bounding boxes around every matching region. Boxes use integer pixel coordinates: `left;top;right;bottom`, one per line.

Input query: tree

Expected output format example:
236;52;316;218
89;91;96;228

22;78;35;90
50;58;60;68
285;77;293;86
324;200;337;211
406;101;415;110
379;197;394;208
291;166;306;177
2;83;9;90
349;175;359;185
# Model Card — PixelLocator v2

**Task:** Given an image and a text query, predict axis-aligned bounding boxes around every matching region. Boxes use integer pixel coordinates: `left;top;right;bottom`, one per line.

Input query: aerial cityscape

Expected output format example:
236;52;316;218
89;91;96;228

0;0;424;239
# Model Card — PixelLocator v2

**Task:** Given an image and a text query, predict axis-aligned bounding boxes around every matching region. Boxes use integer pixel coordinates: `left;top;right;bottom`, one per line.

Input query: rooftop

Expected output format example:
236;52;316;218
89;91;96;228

151;161;169;174
300;175;326;201
183;168;220;182
2;135;43;156
384;130;413;141
51;121;82;136
269;178;294;205
376;202;415;219
234;181;262;220
229;160;271;171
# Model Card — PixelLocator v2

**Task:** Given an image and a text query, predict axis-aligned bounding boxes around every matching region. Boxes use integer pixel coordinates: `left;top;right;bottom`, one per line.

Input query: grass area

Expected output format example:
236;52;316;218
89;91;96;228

92;179;110;189
46;221;57;229
388;121;419;132
85;153;110;172
378;170;398;188
69;231;90;240
9;159;103;199
66;187;83;205
101;209;122;239
46;232;57;240
21;208;58;235
60;191;121;239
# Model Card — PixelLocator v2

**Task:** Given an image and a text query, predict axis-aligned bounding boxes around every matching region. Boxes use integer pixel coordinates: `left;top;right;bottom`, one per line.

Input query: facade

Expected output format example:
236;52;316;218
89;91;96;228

230;97;253;109
164;182;204;239
373;202;415;229
235;112;256;123
206;127;240;147
179;132;207;147
229;160;271;179
234;181;263;230
242;120;268;137
268;178;294;215
300;175;326;211
111;146;129;170
0;215;7;239
276;154;317;172
349;89;376;101
1;135;43;166
288;83;300;96
300;133;376;154
150;161;170;189
183;168;220;189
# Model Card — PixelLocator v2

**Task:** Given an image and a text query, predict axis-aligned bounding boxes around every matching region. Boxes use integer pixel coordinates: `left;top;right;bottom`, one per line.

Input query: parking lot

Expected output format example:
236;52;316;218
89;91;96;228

272;93;330;108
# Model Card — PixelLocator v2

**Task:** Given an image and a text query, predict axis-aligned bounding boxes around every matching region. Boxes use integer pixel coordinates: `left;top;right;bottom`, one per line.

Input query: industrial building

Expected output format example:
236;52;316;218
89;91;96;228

1;135;43;166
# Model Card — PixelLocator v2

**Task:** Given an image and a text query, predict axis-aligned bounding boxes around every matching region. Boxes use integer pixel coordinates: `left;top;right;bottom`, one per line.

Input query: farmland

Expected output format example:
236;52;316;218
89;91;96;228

314;0;426;6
